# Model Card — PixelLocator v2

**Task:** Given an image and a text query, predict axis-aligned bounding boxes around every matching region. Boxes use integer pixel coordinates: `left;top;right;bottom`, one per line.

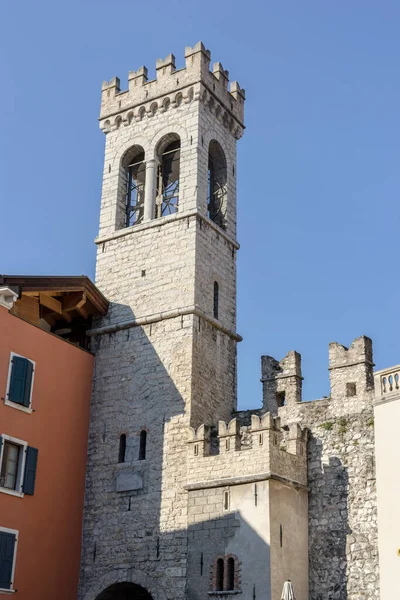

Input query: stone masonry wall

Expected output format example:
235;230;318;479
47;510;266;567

79;317;193;600
262;337;379;600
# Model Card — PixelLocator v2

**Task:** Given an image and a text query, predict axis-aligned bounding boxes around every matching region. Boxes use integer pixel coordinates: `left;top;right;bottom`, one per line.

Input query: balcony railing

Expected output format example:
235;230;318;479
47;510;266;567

374;365;400;396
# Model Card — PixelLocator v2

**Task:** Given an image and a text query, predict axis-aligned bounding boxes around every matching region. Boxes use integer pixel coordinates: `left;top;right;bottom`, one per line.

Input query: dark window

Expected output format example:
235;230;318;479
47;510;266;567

139;430;147;461
276;392;286;407
346;382;357;397
213;282;219;320
125;150;146;227
227;558;235;591
208;140;227;229
156;139;180;218
216;558;224;591
7;355;34;407
118;434;126;463
0;530;16;590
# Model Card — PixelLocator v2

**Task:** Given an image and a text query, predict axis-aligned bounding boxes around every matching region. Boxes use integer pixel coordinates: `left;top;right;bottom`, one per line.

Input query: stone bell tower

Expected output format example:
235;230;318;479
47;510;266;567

79;43;245;600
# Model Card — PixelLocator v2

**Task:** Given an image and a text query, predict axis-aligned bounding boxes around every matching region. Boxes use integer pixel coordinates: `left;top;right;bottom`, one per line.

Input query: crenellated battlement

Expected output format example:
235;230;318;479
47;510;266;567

99;42;245;136
262;336;375;418
187;413;308;489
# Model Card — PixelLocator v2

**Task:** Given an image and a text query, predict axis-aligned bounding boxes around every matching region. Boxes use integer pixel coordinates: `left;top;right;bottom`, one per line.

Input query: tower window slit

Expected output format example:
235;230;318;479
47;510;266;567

213;281;219;320
223;491;230;511
139;430;147;460
118;434;126;463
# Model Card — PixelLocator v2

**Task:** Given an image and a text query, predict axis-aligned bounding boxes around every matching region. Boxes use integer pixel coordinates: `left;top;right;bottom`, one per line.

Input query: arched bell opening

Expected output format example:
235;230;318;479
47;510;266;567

155;133;181;218
121;145;146;228
208;140;227;229
94;582;154;600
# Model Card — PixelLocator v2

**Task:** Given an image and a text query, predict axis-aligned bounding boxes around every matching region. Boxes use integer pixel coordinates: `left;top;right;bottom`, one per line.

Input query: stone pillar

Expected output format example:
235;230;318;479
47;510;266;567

143;158;158;221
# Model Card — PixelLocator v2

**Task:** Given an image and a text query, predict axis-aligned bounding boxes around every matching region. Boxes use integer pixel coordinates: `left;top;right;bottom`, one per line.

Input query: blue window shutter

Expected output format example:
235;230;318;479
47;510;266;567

0;531;16;590
22;447;38;495
22;360;34;408
8;357;29;405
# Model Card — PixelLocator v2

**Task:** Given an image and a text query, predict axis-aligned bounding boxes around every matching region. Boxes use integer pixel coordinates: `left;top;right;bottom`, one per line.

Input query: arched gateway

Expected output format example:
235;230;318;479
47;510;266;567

94;582;153;600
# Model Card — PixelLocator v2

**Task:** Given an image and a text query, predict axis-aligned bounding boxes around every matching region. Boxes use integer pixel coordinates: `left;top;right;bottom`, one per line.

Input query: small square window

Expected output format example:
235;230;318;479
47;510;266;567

5;353;35;413
346;383;357;397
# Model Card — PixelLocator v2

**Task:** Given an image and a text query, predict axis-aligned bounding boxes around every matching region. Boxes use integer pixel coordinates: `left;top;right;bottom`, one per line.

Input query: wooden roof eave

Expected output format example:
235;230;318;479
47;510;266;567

0;275;109;317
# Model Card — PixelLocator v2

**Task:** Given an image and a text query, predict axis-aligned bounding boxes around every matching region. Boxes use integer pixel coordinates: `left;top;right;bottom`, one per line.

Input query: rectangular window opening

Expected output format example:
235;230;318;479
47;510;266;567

223;490;230;511
276;391;286;407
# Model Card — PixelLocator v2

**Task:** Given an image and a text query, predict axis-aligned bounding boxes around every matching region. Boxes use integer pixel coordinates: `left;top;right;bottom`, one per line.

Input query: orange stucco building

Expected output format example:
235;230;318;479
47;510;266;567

0;277;108;599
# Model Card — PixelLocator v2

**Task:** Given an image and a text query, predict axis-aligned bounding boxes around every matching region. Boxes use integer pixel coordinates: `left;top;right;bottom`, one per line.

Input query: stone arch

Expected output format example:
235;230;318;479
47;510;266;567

202;129;232;171
94;582;153;600
149;123;188;156
82;568;168;600
111;135;151;171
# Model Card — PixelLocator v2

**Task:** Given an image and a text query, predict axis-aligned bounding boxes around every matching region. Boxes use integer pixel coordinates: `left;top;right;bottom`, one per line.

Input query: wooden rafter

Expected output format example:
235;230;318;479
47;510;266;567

39;293;63;314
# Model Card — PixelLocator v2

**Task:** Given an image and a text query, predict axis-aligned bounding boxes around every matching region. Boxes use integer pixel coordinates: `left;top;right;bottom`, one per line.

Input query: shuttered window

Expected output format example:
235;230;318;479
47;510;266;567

0;530;17;591
7;355;34;408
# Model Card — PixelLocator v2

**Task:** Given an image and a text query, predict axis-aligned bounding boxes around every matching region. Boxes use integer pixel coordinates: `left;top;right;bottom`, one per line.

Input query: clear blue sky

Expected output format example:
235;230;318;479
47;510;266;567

1;1;399;409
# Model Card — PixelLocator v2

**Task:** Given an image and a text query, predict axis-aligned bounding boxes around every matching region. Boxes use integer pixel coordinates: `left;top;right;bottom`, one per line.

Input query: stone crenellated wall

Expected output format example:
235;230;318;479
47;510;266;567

185;416;309;600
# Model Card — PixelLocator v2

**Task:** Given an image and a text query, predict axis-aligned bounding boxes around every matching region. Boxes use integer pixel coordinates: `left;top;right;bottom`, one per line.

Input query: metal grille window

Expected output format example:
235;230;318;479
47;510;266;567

208;140;227;229
125;151;146;227
156;140;180;218
0;442;20;490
